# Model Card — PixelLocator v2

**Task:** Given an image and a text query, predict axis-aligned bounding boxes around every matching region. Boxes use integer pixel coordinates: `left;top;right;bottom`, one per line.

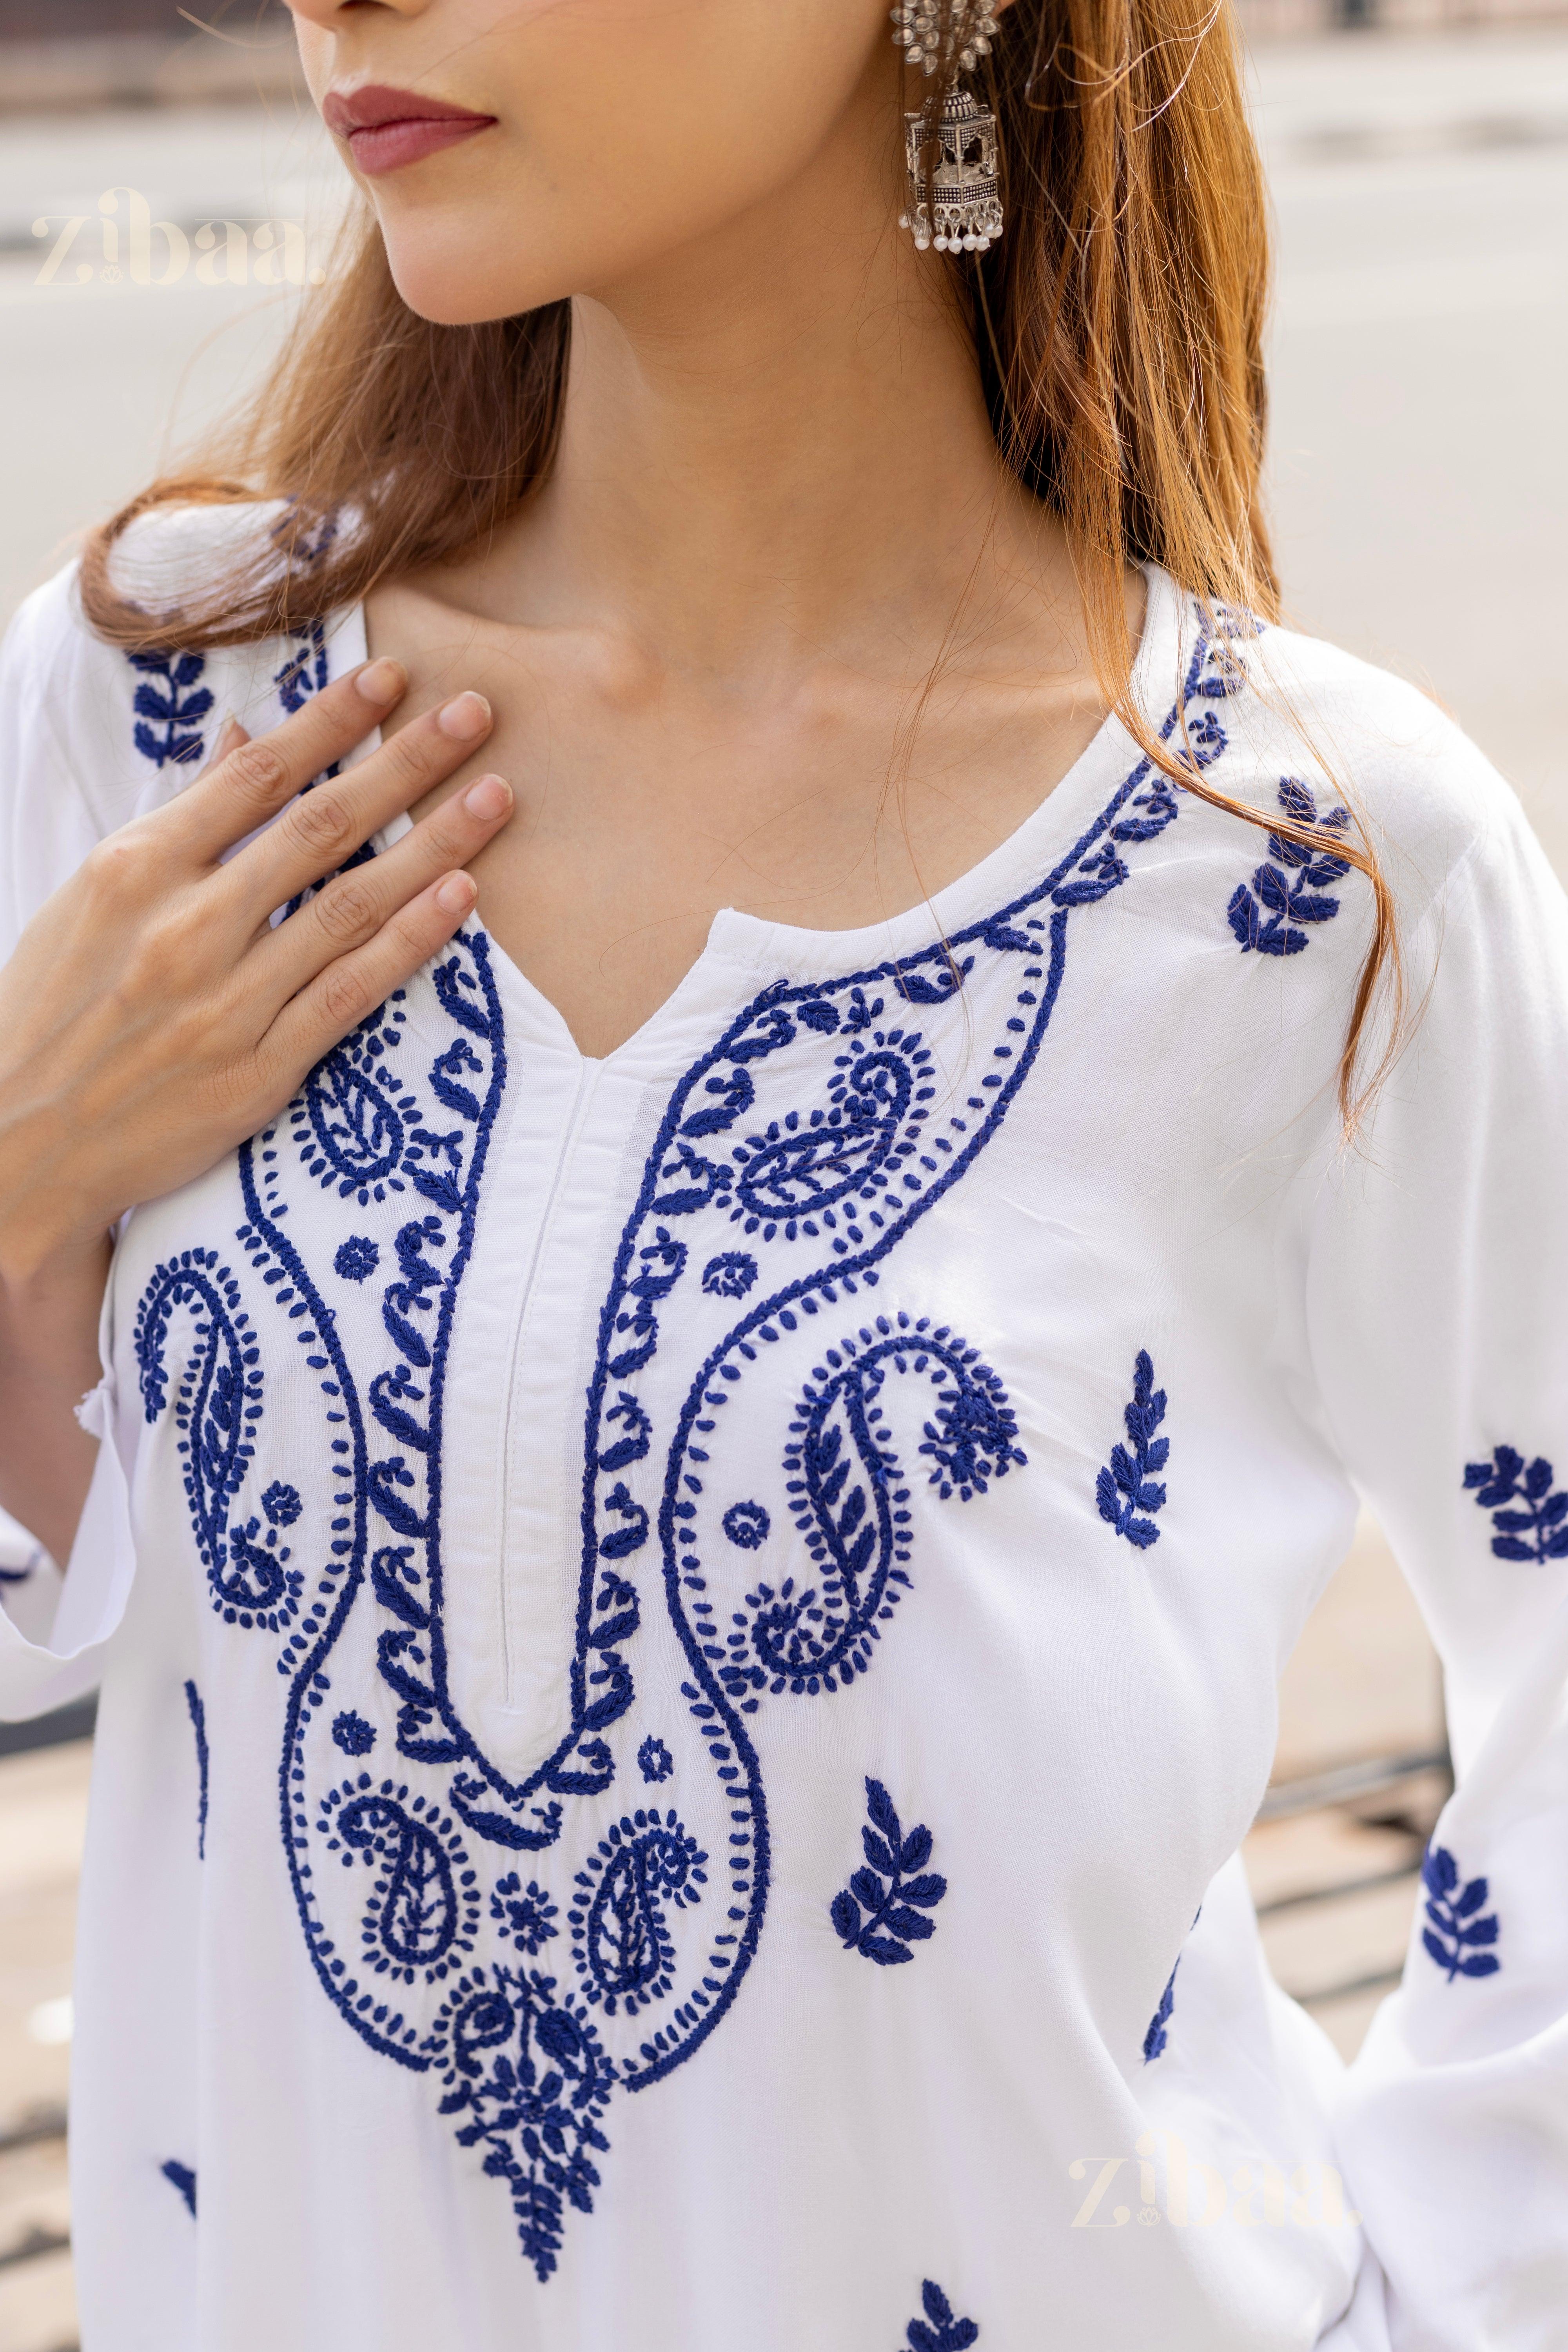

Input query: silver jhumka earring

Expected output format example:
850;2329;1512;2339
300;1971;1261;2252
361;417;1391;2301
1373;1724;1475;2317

892;2;1004;255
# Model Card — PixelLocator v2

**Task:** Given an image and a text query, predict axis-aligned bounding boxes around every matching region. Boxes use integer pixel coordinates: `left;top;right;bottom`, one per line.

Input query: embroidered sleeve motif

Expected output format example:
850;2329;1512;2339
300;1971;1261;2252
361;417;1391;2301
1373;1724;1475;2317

128;649;211;768
183;1680;210;1860
830;1777;947;1966
1226;779;1352;957
160;2159;197;2216
1463;1444;1568;1562
903;2279;980;2352
1421;1844;1501;1981
1096;1350;1169;1548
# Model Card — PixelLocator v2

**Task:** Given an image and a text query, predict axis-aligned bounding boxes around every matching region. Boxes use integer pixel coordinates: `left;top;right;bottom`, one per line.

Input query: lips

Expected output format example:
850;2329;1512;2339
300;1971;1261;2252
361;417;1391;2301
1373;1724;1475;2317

322;83;497;177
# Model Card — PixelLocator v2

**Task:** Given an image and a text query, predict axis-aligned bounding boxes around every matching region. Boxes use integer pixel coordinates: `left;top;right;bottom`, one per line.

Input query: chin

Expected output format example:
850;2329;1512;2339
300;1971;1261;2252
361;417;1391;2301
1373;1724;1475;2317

380;224;570;327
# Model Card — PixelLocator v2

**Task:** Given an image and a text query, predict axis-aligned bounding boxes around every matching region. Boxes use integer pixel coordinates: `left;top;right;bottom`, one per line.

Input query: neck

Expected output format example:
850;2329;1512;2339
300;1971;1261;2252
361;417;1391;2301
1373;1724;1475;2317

465;60;1080;684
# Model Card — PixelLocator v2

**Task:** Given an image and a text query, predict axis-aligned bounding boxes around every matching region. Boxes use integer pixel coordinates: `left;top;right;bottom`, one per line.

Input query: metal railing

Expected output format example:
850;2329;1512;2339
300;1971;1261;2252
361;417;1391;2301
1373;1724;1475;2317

1254;1743;1451;2012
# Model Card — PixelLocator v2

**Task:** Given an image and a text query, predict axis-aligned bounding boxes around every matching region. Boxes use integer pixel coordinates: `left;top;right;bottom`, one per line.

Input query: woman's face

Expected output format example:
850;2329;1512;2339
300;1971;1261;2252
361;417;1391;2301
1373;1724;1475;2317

287;0;899;325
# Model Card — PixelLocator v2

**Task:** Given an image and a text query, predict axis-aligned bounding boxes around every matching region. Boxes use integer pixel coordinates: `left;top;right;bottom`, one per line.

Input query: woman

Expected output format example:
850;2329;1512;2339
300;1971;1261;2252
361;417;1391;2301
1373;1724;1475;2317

0;0;1563;2344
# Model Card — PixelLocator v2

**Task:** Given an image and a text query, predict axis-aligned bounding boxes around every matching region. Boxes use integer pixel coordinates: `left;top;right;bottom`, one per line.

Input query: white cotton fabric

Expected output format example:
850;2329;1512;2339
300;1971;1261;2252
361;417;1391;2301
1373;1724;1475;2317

2;528;1566;2352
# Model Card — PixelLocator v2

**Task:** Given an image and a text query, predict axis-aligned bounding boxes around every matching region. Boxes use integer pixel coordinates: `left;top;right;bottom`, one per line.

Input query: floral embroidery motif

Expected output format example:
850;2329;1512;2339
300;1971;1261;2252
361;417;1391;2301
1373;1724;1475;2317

702;1251;757;1298
160;2160;197;2216
150;601;1242;2278
129;650;212;768
183;1679;209;1859
1463;1445;1568;1563
1421;1844;1501;1981
1096;1351;1169;1549
1227;780;1352;957
491;1874;560;1955
335;1236;380;1283
433;1966;614;2281
903;2280;980;2352
332;1710;375;1756
721;1500;769;1550
830;1778;948;1966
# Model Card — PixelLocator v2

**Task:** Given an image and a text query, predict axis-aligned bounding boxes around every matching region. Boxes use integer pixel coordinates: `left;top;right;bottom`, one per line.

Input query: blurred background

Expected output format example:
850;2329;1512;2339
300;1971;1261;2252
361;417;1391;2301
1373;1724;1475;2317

0;1;1564;2343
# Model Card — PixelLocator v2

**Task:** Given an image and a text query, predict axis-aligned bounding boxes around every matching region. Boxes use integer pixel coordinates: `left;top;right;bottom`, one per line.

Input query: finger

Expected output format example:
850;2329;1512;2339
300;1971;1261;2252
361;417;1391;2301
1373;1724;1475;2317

254;773;514;998
223;689;495;920
207;715;250;769
177;659;408;863
259;871;481;1087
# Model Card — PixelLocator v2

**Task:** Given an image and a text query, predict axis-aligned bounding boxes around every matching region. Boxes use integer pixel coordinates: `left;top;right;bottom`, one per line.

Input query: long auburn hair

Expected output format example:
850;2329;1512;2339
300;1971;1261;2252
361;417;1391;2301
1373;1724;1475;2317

79;0;1396;1123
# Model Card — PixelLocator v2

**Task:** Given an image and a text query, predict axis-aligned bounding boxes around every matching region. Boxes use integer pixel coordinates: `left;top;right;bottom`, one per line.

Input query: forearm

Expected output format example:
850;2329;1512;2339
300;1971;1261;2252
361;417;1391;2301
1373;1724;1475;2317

0;1232;111;1569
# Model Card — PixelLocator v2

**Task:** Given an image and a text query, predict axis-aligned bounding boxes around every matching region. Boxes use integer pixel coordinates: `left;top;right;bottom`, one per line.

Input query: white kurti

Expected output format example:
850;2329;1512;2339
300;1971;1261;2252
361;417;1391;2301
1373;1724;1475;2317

2;528;1566;2352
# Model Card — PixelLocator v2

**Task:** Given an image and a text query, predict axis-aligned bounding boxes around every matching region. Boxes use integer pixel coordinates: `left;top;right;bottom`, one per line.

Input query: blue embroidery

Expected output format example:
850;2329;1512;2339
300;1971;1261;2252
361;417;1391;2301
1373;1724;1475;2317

567;1809;708;2017
721;1500;769;1549
135;1250;306;1631
335;1236;380;1283
904;2281;979;2351
262;1480;301;1527
317;1772;479;1981
433;1967;614;2282
491;1874;560;1955
1227;780;1352;956
702;1251;757;1298
1143;1907;1201;2059
160;2159;197;2216
1096;1350;1169;1549
713;1316;1024;1705
158;601;1237;2277
1143;1963;1178;2061
129;650;212;768
1463;1445;1568;1563
332;1709;376;1756
183;1679;209;1859
275;618;329;715
637;1735;674;1783
1421;1844;1501;1981
830;1778;947;1966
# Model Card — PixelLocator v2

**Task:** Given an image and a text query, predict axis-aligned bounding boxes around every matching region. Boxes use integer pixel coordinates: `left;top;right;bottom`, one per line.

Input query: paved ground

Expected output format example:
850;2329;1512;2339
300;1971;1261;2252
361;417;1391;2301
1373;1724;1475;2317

1;23;1563;2344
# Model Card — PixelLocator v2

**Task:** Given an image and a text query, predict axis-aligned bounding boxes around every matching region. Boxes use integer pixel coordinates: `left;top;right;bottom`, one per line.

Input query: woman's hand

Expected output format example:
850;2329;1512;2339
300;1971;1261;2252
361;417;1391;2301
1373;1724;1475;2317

0;657;511;1281
0;657;512;1565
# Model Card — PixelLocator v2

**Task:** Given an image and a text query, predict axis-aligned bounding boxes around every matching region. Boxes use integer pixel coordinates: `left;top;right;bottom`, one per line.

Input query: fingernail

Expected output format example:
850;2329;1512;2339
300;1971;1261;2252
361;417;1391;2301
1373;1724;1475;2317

356;658;406;705
213;713;248;759
437;691;492;740
463;774;512;820
436;872;478;914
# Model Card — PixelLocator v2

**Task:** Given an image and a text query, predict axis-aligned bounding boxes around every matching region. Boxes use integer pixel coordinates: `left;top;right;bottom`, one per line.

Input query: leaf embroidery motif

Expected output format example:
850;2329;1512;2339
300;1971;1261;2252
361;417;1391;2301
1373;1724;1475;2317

903;2279;980;2352
1463;1443;1568;1563
1420;1844;1501;1982
1096;1350;1170;1549
1227;778;1352;957
830;1778;948;1967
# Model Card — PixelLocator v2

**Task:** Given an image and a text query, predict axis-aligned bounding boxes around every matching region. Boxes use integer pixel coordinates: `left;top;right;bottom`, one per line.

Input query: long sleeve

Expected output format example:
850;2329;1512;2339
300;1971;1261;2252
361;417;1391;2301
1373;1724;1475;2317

0;569;141;1717
1303;781;1568;2347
